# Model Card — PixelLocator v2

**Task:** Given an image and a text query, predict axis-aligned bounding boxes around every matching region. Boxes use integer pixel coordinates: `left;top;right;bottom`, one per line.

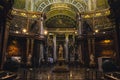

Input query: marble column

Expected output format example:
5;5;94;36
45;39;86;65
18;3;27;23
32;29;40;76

89;38;95;55
25;0;30;10
26;16;30;32
40;43;44;60
39;13;45;62
26;38;30;56
65;34;69;61
53;35;57;62
77;13;82;36
0;24;3;56
38;14;44;38
92;38;95;55
88;0;92;11
31;0;34;11
78;44;83;64
30;39;34;55
73;35;75;43
88;0;96;11
88;39;92;55
1;21;10;68
28;39;34;65
88;38;95;66
93;0;97;10
35;13;45;66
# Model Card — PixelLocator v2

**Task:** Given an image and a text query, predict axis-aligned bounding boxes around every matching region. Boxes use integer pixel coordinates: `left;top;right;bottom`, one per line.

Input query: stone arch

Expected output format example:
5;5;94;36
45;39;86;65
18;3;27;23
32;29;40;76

35;0;88;12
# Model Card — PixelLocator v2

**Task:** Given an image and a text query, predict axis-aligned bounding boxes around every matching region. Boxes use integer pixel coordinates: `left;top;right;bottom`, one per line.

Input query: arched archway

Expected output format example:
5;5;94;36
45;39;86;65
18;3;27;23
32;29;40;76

35;0;88;12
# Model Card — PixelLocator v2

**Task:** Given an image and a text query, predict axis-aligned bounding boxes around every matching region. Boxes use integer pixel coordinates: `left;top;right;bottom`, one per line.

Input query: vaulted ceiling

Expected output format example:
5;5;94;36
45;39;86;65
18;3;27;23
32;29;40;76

11;0;110;31
13;0;109;11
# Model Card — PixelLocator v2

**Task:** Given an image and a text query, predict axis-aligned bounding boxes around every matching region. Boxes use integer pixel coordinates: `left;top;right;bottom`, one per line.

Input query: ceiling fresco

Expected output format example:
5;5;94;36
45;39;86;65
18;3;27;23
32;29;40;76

45;15;76;28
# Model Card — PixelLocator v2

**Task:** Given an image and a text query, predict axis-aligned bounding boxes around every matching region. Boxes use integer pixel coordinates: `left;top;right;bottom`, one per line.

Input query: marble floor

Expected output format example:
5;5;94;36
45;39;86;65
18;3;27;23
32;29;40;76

15;65;104;80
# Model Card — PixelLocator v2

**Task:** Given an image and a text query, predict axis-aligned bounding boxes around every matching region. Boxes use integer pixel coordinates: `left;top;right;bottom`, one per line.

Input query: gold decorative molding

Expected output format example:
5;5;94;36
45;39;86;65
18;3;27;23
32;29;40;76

12;8;110;19
12;8;41;18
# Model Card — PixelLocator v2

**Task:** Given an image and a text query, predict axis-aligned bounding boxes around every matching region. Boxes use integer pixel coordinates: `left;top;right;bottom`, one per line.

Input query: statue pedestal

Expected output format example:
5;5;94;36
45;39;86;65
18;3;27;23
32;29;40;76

52;58;69;73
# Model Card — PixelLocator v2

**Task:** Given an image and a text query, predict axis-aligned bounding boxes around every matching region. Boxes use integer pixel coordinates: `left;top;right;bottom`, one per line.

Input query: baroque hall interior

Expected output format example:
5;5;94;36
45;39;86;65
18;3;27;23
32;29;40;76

0;0;120;80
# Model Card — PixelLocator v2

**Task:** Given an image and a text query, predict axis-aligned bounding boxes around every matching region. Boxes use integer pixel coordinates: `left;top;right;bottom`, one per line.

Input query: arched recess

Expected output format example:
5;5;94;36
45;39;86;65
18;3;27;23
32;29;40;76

42;3;78;28
33;0;88;29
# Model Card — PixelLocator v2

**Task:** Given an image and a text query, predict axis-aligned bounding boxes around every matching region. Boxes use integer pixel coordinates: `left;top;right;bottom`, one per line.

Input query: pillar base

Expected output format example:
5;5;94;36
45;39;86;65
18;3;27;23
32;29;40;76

52;58;69;73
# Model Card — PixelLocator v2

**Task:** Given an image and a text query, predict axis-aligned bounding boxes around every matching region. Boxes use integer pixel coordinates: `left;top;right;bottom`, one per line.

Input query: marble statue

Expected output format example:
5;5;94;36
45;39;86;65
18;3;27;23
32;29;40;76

58;44;63;58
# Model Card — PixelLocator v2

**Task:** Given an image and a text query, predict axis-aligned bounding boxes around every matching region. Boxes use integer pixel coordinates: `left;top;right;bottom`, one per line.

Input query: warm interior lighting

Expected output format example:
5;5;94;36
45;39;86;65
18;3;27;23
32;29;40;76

21;13;26;16
103;32;106;34
47;75;50;80
75;31;77;34
32;15;37;18
70;71;72;77
95;30;99;33
15;31;19;34
12;10;17;14
84;15;90;18
44;30;48;35
104;40;111;44
95;13;101;16
105;10;110;15
48;33;53;35
22;28;27;33
7;40;19;56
